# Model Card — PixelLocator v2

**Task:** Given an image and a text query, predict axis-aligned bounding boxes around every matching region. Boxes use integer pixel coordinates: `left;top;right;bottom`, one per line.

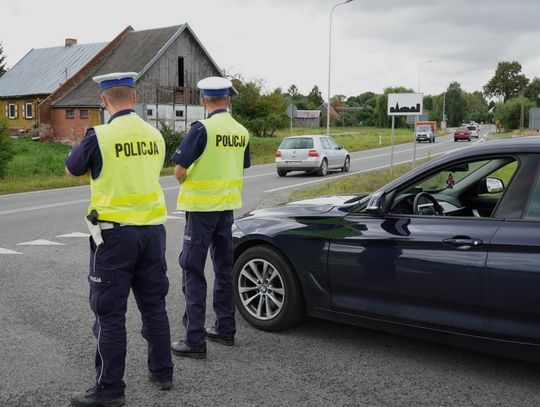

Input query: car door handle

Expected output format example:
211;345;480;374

443;237;483;250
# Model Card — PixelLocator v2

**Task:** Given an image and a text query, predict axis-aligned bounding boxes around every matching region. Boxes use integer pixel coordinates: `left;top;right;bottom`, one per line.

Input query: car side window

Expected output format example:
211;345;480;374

321;138;331;150
389;157;518;218
524;170;540;220
327;138;339;149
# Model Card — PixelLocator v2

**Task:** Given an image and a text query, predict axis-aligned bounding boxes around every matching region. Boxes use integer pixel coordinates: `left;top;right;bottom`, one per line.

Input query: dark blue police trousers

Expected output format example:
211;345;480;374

88;224;173;398
179;211;236;350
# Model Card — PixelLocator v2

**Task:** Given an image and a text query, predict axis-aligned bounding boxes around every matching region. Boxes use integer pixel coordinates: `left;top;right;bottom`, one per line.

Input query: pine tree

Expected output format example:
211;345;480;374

0;42;7;77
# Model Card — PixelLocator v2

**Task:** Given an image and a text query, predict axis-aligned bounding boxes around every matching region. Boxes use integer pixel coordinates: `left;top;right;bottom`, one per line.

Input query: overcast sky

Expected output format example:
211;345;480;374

2;0;539;98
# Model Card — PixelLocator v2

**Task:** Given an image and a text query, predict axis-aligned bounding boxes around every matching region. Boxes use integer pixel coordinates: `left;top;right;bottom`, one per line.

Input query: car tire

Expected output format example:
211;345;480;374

342;156;350;172
317;159;328;176
277;169;287;177
233;245;305;332
454;139;458;142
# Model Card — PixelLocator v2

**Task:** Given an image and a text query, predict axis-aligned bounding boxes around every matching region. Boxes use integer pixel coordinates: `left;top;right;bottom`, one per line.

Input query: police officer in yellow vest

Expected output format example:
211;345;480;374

170;76;250;358
65;72;173;407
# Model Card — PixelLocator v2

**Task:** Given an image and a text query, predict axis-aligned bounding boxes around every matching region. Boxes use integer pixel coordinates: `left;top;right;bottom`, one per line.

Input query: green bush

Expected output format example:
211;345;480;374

0;118;15;178
495;96;533;130
159;121;184;167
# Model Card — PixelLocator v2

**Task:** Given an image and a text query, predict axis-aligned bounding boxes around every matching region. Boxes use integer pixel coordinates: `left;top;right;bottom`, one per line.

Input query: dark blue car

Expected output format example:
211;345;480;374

232;137;540;362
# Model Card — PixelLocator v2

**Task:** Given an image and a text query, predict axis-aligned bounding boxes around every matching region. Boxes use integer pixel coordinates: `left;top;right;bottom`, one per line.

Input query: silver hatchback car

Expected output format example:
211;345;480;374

275;135;351;176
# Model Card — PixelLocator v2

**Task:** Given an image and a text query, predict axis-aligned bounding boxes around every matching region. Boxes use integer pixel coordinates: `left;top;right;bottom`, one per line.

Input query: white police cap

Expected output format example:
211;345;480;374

197;76;232;97
93;72;138;91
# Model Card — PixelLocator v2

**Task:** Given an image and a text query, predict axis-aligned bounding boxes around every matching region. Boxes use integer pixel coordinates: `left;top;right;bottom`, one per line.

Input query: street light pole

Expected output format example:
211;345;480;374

327;0;354;136
418;59;432;93
413;59;432;168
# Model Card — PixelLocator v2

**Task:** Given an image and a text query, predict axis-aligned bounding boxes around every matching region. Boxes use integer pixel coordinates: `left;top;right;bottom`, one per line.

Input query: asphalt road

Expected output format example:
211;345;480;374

2;125;540;407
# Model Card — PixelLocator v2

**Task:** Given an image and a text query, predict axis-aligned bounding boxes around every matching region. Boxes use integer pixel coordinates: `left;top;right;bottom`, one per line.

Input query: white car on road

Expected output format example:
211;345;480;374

275;135;350;177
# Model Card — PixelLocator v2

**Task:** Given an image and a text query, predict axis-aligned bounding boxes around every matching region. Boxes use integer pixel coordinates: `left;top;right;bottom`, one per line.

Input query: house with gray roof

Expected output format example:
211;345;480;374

293;110;321;128
43;24;224;142
0;39;107;134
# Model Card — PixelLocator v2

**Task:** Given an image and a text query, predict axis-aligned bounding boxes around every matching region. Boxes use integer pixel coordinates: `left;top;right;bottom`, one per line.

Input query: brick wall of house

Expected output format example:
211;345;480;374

48;108;101;144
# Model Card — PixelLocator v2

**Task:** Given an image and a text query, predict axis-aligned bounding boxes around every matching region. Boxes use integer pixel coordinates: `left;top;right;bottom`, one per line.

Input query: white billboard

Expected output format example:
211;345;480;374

387;93;423;116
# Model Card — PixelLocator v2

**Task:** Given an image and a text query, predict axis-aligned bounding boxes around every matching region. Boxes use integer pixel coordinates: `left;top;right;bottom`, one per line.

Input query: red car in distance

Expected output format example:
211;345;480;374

454;127;471;142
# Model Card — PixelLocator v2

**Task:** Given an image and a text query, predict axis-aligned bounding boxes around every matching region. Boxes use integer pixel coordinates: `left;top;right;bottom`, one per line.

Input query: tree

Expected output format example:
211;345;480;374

330;94;346;108
484;61;529;102
231;78;288;137
346;92;376;107
423;95;433;112
464;91;489;123
0;42;6;77
445;82;468;127
287;84;299;98
524;77;540;107
307;85;324;109
0;118;15;178
495;96;534;130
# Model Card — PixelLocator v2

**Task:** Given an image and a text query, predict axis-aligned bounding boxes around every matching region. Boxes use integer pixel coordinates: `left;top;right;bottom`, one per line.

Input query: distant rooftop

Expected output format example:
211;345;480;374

0;42;107;98
54;25;183;107
295;110;321;119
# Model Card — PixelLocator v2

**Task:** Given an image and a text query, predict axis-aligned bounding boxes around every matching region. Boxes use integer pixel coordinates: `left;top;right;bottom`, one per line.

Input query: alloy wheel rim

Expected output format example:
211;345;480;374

238;259;285;320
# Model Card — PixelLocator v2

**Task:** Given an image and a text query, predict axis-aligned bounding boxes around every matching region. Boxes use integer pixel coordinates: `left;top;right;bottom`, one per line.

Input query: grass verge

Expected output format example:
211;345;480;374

0;138;90;195
290;159;430;201
1;126;433;195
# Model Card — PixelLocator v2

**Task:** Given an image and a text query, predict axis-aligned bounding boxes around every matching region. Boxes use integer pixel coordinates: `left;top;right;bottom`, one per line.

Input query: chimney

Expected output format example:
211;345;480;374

65;38;77;47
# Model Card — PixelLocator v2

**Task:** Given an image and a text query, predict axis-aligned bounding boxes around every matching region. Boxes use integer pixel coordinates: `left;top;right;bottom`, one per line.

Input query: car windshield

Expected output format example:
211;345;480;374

467;126;476;131
413;160;491;193
457;127;467;131
417;125;431;131
279;137;314;149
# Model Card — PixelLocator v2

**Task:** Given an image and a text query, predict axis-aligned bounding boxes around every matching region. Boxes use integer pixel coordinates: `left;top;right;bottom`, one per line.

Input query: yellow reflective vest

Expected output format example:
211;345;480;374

177;112;249;212
90;113;167;225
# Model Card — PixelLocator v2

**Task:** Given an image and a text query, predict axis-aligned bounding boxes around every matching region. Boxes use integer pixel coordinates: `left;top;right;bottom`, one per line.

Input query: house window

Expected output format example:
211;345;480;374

66;109;74;119
175;110;184;117
7;103;16;119
80;109;89;119
178;57;185;87
25;103;33;119
147;108;154;117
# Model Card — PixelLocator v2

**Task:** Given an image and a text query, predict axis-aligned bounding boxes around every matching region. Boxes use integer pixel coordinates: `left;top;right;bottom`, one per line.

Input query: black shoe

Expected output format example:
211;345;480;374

147;373;172;390
171;340;206;359
70;388;125;407
206;327;235;346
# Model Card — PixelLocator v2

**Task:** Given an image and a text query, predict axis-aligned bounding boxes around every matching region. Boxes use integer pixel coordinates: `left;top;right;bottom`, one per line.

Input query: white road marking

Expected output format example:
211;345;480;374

167;215;184;219
0;247;22;255
16;239;65;246
0;199;88;215
263;153;446;193
56;232;90;238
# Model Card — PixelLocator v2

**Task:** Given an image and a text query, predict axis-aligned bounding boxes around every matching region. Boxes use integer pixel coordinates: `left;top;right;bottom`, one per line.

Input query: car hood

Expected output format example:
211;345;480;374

241;195;364;218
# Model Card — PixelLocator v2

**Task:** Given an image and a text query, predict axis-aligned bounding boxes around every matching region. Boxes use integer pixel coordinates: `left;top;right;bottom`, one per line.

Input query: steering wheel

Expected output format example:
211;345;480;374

412;192;444;216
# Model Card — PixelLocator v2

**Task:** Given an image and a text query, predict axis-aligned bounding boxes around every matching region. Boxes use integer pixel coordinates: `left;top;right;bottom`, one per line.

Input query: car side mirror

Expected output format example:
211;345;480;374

486;177;504;193
366;191;387;215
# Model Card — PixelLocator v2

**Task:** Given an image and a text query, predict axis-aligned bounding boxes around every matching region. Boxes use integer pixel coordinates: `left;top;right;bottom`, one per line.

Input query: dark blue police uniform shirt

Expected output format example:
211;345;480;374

171;109;251;169
65;109;135;179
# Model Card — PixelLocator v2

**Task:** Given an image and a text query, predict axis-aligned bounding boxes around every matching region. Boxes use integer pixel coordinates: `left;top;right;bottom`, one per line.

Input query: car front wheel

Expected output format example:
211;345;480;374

233;245;305;331
277;169;287;177
342;156;350;172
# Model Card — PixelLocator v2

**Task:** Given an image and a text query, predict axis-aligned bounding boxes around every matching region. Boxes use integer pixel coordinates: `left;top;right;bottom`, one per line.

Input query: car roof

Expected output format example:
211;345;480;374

281;135;328;139
380;136;540;192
